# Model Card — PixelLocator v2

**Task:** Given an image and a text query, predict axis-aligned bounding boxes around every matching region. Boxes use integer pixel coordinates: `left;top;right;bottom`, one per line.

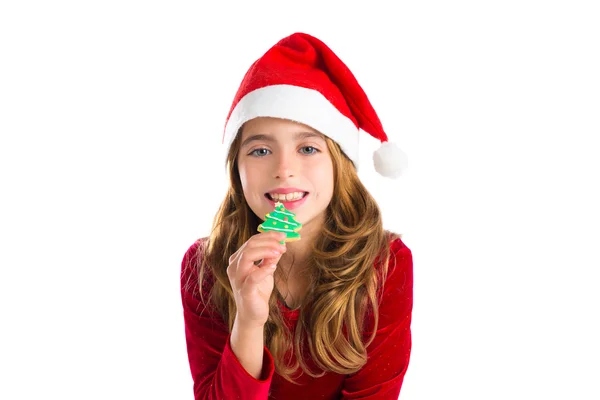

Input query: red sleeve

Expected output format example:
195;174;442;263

341;238;414;399
180;240;276;400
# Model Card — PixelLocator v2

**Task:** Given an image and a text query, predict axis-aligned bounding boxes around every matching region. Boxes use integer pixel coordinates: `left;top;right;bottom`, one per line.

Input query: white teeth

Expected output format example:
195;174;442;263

269;192;305;201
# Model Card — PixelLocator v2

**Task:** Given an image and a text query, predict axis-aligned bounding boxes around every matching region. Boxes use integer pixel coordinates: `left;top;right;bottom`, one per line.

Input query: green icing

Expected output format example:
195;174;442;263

258;202;302;244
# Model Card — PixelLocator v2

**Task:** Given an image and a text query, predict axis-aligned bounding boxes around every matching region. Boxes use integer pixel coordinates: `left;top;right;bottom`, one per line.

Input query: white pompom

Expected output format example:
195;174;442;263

373;141;408;178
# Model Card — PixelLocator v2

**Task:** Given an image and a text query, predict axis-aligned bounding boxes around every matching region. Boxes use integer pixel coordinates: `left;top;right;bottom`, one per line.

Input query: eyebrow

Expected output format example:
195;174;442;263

240;131;325;149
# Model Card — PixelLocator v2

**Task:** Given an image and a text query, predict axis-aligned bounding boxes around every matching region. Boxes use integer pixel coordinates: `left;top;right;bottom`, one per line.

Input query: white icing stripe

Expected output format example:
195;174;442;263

269;216;300;227
261;227;301;233
277;209;296;217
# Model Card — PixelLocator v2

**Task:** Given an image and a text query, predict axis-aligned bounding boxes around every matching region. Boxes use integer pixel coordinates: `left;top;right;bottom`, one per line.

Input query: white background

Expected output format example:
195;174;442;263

1;1;599;399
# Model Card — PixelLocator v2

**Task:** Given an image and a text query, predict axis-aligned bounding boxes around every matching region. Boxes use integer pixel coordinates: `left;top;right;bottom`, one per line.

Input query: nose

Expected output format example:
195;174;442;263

273;151;296;179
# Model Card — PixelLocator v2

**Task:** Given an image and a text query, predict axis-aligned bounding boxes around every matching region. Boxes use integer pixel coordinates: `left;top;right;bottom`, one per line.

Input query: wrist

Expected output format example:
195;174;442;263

230;315;267;380
234;314;266;332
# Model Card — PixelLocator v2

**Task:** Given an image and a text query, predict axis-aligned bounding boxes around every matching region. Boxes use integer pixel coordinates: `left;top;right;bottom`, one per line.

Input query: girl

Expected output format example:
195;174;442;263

181;32;413;400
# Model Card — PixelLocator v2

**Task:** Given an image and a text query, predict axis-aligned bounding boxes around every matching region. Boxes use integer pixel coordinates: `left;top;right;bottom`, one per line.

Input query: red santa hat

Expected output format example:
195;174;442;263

222;32;408;179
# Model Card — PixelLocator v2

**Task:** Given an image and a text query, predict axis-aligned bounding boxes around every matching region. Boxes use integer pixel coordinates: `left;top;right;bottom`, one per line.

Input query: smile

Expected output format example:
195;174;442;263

264;192;309;210
266;192;308;202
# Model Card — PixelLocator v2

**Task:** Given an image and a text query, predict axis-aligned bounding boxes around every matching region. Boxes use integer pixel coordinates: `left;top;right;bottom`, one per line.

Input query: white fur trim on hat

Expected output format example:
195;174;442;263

223;84;360;168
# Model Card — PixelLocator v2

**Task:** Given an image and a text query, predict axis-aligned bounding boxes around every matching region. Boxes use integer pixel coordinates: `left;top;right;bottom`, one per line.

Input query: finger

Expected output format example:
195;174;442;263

228;241;248;265
227;244;246;280
236;245;285;280
244;261;278;286
260;230;287;240
238;245;285;268
244;236;287;262
230;232;283;264
228;232;285;278
248;232;288;249
255;252;284;268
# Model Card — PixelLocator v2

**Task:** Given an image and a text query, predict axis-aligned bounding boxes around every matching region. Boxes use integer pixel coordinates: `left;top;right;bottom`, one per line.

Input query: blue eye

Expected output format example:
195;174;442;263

300;146;319;155
249;148;271;157
249;147;320;157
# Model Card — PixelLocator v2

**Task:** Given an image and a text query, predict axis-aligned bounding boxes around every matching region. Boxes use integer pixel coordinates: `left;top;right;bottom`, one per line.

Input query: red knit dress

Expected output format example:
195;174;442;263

180;237;413;399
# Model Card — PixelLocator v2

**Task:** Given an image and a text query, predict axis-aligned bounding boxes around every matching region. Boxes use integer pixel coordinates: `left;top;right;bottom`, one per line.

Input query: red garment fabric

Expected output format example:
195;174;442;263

180;237;413;400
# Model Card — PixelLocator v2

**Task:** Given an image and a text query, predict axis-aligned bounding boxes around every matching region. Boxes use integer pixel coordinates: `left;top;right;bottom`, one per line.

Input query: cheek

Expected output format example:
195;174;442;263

237;163;250;191
238;161;262;192
326;162;335;197
311;160;334;194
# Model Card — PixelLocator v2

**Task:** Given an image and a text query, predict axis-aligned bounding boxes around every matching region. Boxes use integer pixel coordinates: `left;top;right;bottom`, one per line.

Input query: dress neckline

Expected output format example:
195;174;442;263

277;296;301;316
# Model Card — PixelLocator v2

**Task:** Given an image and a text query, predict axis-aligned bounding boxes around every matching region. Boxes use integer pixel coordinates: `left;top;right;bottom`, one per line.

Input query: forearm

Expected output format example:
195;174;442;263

230;316;266;380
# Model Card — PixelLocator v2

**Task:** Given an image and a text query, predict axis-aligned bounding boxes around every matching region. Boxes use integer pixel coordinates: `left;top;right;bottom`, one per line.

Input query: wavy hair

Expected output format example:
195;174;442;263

193;124;400;383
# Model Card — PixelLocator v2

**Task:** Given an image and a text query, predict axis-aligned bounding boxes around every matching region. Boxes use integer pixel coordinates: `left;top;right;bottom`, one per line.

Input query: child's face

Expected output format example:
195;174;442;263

237;117;334;232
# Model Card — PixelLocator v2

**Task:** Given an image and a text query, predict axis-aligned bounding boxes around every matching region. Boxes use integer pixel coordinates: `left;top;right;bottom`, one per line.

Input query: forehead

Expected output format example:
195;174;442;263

240;118;326;146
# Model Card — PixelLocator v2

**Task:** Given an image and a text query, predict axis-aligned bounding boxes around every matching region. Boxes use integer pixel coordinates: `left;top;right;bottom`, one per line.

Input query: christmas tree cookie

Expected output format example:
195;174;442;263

258;201;302;244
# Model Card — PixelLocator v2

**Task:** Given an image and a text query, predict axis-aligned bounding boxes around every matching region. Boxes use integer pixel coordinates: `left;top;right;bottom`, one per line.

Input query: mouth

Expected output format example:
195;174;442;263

264;192;309;202
264;191;309;210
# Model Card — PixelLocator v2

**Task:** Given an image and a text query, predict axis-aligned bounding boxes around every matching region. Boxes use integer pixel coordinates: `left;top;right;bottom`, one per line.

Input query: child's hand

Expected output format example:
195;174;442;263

227;231;287;328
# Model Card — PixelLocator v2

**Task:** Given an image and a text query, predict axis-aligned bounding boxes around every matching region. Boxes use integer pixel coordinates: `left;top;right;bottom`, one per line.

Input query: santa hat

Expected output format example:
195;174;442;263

222;32;408;179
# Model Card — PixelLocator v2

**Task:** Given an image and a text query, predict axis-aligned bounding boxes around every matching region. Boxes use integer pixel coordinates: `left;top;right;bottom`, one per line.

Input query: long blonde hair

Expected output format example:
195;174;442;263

193;126;399;383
